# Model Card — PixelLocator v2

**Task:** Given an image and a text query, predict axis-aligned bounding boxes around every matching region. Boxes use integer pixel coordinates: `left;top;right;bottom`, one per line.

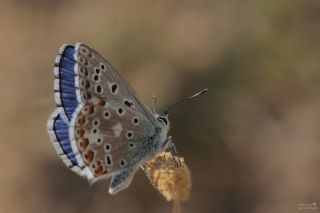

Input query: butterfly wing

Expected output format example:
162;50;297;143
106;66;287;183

48;45;93;178
74;43;154;119
71;101;158;180
47;109;93;177
69;43;159;183
53;45;78;123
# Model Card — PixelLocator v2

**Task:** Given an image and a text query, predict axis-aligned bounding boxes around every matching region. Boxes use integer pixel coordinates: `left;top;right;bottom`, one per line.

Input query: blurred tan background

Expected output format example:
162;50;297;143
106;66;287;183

1;0;320;212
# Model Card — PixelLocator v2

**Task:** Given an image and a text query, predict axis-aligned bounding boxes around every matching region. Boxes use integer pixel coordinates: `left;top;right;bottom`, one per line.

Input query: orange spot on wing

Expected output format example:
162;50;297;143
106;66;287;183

95;165;104;175
88;105;94;114
78;138;89;152
77;128;84;137
82;138;89;149
78;116;85;125
84;150;94;162
97;100;106;107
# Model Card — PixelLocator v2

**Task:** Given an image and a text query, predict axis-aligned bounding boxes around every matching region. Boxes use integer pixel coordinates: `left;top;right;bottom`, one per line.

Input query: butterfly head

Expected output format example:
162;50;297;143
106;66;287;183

155;114;170;132
154;113;172;152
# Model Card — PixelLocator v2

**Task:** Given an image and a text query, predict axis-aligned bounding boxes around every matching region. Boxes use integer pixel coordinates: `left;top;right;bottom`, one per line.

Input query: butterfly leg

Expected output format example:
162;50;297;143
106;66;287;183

152;135;172;156
108;166;138;194
169;141;178;155
161;136;173;150
164;137;182;167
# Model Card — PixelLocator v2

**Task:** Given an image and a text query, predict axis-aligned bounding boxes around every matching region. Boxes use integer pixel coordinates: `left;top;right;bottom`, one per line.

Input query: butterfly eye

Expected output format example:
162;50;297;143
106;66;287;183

158;116;168;125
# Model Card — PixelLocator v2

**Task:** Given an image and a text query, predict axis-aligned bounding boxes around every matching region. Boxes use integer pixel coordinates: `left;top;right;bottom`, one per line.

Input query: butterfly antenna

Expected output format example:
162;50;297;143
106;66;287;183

152;95;157;114
161;88;208;115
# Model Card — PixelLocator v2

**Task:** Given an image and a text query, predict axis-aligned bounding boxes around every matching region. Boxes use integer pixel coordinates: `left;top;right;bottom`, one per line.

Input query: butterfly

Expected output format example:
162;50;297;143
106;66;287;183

47;43;207;194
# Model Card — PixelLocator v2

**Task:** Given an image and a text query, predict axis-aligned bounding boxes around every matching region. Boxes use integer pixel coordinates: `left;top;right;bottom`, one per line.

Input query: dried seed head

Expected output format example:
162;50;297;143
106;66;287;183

143;152;192;202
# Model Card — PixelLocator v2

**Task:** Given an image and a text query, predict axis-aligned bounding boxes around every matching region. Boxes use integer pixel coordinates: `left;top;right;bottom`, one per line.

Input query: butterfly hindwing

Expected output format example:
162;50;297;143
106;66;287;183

70;100;156;181
47;109;93;177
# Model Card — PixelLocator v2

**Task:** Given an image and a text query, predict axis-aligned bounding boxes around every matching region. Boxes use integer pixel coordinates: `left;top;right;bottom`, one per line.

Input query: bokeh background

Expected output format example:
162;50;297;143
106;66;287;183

1;0;320;212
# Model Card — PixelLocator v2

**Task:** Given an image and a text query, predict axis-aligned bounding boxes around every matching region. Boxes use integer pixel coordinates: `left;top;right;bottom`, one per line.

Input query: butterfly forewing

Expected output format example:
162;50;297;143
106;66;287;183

75;43;154;119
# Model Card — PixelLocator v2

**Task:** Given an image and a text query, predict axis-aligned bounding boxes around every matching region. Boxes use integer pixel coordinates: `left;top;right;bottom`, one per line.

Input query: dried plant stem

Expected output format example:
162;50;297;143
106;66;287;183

172;199;181;213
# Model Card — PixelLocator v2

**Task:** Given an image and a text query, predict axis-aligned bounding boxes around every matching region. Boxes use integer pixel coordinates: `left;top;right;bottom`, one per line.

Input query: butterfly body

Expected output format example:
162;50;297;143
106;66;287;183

47;43;172;194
